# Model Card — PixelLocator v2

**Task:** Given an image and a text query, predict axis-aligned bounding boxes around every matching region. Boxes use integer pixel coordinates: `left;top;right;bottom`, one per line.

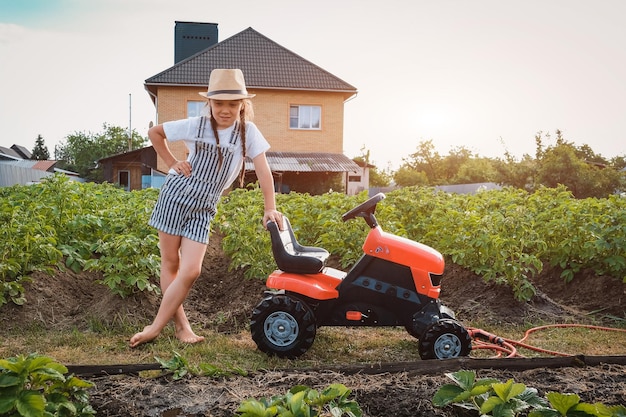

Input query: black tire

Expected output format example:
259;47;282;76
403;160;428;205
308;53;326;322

418;319;472;360
250;294;316;359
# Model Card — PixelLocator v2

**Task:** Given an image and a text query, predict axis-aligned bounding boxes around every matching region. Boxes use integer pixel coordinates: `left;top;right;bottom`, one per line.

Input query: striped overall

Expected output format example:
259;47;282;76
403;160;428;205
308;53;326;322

149;119;242;244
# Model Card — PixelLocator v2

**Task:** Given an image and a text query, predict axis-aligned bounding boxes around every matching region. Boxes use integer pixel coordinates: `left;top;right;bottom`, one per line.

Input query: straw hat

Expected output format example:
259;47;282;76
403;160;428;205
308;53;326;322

198;68;255;100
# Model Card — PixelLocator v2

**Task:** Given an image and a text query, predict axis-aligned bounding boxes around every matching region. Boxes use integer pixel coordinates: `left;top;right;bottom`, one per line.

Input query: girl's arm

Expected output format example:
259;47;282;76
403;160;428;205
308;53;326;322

253;152;282;229
148;124;191;176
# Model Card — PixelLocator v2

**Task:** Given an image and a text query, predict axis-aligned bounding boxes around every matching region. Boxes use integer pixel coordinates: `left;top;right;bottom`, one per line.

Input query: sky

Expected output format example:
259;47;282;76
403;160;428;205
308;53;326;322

1;0;625;169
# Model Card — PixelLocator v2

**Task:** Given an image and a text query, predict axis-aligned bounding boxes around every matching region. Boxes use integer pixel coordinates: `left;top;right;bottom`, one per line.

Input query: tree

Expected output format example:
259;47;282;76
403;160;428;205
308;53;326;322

536;139;622;198
451;157;498;184
493;152;536;191
55;123;146;182
393;165;429;187
401;140;443;183
440;146;475;184
31;134;50;160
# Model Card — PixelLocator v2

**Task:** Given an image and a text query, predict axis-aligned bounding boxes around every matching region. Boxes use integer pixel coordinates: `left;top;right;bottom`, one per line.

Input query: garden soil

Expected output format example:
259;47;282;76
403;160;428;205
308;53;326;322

2;233;625;416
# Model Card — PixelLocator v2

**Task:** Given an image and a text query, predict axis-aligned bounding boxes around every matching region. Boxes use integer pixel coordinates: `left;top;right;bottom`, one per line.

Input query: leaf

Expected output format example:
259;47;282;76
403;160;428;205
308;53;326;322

0;373;23;388
528;408;561;417
286;390;307;414
574;402;604;417
609;405;626;417
432;384;465;407
0;358;22;373
445;370;476;390
64;375;95;389
470;378;500;396
15;389;46;417
492;379;526;401
318;383;344;404
0;386;19;413
518;387;549;408
546;392;581;415
236;399;271;416
481;396;504;415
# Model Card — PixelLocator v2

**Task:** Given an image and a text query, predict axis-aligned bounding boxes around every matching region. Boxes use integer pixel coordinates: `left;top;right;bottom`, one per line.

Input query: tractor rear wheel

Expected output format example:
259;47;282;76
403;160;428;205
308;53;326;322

250;294;316;359
418;319;472;360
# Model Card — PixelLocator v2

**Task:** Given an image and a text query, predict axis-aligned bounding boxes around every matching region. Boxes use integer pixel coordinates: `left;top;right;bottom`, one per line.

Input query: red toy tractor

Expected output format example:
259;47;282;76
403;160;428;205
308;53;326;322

250;193;472;360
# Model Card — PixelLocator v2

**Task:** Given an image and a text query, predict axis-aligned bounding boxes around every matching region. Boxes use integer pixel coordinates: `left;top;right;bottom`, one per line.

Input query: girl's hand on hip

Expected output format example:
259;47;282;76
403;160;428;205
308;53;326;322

172;160;192;177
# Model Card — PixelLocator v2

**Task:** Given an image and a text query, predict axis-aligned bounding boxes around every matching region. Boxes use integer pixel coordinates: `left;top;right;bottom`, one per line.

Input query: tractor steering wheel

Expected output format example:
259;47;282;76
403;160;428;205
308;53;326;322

341;193;385;223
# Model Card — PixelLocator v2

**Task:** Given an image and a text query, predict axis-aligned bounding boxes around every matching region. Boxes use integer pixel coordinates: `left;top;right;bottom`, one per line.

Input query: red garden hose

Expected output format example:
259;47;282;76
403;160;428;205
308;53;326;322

468;324;626;358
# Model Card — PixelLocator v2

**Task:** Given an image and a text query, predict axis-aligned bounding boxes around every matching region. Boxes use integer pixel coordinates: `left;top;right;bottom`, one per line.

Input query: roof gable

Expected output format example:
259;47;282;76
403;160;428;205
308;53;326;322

145;27;356;93
0;146;22;159
11;144;32;159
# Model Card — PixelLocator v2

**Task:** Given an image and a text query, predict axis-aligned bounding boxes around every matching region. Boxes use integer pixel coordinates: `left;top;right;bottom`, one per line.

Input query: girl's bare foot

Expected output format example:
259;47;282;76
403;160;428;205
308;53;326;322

175;327;205;344
130;325;160;348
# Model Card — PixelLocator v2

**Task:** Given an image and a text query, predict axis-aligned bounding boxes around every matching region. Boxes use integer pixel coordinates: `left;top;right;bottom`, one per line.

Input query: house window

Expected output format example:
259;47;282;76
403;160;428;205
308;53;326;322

187;101;206;118
118;170;130;191
290;105;321;129
348;175;361;182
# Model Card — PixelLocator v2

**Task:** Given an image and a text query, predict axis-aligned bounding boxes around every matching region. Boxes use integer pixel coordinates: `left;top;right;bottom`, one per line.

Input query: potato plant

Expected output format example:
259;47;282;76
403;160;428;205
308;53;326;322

0;175;160;305
217;185;625;301
0;177;624;306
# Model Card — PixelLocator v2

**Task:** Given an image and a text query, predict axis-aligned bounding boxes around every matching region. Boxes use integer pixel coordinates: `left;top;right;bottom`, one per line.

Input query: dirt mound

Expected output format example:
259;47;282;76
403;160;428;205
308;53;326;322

6;234;623;333
1;233;625;416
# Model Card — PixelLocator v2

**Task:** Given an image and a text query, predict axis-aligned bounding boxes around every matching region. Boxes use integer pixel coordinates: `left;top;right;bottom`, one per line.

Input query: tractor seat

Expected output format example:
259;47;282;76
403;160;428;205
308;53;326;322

267;217;329;274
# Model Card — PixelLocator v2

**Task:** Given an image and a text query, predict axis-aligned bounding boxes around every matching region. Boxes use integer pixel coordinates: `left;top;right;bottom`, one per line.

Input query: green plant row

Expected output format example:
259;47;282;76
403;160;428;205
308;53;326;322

433;369;626;417
218;185;626;301
1;176;624;307
0;175;160;307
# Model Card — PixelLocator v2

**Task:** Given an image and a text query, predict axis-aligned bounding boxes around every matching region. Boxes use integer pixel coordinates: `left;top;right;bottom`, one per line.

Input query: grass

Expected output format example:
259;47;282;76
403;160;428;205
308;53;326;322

1;318;625;373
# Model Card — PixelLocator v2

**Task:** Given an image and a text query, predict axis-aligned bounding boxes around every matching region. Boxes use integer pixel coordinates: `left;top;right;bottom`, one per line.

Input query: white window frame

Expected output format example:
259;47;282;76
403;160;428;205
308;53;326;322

290;105;321;130
187;101;206;118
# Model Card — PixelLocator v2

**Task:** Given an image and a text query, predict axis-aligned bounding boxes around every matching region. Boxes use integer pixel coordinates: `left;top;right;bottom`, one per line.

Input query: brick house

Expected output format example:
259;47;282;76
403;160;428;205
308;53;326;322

103;22;366;194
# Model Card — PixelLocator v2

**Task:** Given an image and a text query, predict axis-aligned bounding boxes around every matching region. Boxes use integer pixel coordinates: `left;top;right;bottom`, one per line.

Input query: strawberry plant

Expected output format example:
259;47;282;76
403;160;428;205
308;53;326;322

529;392;626;417
433;370;626;417
236;383;362;417
432;369;546;416
0;353;95;417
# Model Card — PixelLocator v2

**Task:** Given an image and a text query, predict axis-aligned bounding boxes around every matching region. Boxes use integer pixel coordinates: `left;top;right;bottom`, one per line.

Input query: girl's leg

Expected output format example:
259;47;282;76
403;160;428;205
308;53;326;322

171;236;208;343
157;232;206;343
130;232;207;347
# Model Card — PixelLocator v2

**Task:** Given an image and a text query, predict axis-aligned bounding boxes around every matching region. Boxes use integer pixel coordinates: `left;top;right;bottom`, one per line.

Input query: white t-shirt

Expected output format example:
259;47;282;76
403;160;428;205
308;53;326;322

162;117;270;185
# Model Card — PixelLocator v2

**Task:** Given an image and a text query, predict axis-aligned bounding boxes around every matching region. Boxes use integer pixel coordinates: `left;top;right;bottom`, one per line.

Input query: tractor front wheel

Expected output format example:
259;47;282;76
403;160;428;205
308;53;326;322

250;294;316;359
418;319;472;360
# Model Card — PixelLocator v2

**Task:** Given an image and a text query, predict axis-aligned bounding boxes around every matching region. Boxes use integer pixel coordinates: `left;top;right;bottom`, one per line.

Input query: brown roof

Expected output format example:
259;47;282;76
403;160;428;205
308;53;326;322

145;27;357;95
32;160;57;172
245;152;360;173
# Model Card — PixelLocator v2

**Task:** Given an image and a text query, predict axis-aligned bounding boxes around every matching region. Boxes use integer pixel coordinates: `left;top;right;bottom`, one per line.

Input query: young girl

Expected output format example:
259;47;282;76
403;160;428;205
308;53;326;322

130;69;282;348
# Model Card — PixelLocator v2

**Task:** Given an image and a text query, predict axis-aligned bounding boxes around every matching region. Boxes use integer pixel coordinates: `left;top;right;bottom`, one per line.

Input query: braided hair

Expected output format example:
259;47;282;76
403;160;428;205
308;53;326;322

208;99;251;187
